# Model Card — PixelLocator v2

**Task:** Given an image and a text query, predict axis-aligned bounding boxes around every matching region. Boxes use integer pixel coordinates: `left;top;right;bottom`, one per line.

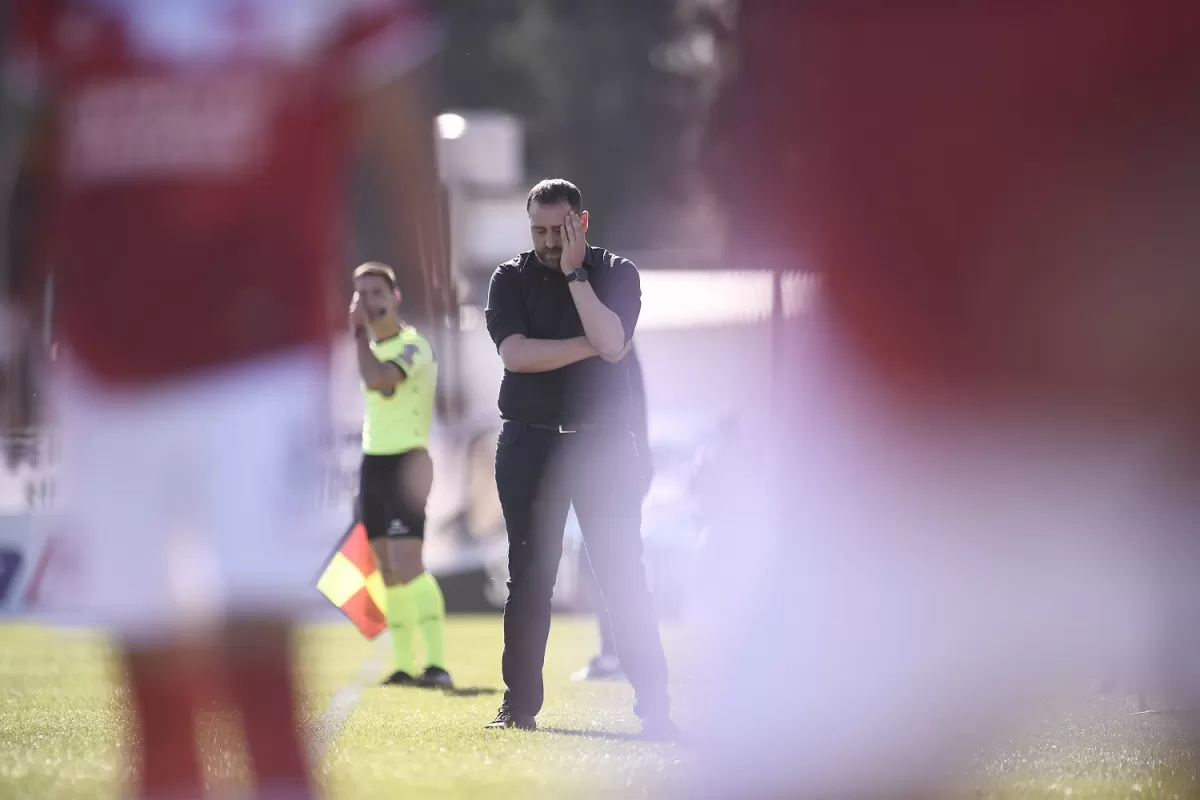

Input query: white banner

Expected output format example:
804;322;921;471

0;422;709;618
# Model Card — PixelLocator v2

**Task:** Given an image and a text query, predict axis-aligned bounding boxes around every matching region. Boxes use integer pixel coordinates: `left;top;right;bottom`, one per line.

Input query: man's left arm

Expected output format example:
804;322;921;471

560;212;637;361
568;273;635;361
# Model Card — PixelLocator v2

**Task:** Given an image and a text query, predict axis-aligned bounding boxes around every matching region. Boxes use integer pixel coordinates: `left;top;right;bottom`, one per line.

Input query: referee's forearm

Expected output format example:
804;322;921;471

354;334;389;387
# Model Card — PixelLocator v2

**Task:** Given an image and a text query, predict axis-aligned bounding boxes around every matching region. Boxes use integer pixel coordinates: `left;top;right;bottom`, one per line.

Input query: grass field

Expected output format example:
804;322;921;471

1;615;1197;799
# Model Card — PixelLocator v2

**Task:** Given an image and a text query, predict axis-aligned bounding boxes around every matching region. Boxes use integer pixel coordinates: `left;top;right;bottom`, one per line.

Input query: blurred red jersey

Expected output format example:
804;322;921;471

8;0;436;384
728;1;1200;415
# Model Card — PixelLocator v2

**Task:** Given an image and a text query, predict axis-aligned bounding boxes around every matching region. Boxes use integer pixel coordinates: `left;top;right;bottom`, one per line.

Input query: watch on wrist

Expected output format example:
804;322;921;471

566;268;588;283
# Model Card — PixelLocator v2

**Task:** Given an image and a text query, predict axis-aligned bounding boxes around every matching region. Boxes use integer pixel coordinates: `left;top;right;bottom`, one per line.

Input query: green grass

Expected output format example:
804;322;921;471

0;616;1196;798
966;694;1199;800
0;616;688;799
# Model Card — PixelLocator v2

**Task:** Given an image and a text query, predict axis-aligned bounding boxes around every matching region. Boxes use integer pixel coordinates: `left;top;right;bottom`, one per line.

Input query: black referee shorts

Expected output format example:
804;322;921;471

356;449;434;541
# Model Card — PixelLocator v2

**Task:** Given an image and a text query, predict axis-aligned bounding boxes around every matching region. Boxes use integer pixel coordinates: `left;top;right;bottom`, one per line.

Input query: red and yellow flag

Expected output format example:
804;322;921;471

316;522;387;639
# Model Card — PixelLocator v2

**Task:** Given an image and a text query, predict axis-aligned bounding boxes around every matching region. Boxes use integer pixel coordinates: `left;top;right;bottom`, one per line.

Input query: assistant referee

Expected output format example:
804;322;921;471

350;262;451;689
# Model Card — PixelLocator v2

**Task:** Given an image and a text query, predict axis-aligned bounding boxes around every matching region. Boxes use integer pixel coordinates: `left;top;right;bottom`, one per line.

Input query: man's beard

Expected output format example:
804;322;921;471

536;249;561;268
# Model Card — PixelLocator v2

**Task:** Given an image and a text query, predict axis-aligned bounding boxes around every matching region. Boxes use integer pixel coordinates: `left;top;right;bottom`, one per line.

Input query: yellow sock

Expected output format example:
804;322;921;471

385;583;417;676
405;572;447;670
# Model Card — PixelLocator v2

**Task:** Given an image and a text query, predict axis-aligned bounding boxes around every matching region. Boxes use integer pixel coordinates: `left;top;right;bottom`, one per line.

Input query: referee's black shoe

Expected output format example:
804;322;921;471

419;666;454;689
484;707;536;731
381;670;419;687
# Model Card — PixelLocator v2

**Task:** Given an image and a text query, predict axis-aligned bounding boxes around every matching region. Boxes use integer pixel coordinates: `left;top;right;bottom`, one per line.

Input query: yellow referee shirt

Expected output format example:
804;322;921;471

362;326;437;455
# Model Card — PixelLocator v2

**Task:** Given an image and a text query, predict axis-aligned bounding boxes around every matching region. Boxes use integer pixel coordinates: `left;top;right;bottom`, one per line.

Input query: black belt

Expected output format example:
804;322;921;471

520;421;602;434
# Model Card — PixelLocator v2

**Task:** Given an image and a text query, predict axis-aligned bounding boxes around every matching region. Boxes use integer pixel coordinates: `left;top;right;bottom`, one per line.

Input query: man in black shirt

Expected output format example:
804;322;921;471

483;179;673;737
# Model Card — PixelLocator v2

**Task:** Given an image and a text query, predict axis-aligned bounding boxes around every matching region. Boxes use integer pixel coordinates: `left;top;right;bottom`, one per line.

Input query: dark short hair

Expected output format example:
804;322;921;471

526;179;582;213
353;261;397;290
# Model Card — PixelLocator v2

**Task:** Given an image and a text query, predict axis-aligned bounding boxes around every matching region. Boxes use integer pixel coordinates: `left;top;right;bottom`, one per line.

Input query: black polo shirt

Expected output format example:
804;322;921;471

485;246;641;426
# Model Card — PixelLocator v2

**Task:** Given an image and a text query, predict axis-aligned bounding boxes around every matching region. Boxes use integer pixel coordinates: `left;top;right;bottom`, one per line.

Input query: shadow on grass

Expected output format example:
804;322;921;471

540;726;647;742
439;686;501;698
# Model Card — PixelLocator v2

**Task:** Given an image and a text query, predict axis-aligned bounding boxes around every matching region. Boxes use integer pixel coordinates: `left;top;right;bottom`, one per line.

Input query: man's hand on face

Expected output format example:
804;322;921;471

559;211;588;275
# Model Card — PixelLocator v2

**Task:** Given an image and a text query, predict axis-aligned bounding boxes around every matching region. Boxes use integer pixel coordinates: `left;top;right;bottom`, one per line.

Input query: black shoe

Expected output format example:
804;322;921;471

419;666;454;689
639;716;681;742
381;670;419;687
484;708;536;731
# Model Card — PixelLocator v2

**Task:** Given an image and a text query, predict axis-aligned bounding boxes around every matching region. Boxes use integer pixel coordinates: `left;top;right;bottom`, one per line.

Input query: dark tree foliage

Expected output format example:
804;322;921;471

437;0;728;251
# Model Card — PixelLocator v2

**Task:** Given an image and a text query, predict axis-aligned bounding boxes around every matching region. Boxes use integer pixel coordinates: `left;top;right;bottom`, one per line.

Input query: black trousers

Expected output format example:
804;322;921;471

577;545;619;659
578;458;653;661
495;420;670;719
